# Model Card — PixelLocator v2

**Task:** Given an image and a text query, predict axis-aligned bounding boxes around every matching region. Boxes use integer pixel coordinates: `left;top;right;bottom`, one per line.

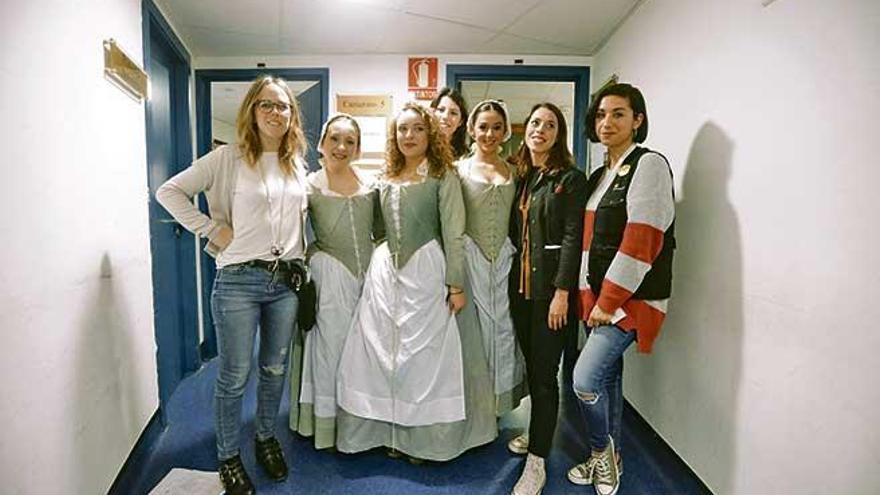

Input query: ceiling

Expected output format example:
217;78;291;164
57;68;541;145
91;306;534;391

156;0;641;57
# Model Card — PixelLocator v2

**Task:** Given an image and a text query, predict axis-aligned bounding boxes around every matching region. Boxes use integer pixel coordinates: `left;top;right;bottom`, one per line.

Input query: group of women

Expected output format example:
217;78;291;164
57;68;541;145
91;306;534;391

156;75;675;495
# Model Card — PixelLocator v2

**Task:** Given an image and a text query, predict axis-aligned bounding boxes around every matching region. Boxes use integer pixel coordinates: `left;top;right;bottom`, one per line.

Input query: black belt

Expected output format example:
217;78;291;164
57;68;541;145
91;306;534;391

234;259;296;273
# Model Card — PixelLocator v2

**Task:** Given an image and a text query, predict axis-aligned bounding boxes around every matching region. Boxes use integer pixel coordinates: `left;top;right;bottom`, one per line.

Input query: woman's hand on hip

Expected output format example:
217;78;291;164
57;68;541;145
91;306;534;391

587;305;614;328
214;225;234;251
547;289;569;330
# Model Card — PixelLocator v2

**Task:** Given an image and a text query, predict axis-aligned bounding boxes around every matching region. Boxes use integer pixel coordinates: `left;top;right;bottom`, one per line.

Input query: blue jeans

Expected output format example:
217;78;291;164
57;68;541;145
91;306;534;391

572;324;636;452
211;264;298;461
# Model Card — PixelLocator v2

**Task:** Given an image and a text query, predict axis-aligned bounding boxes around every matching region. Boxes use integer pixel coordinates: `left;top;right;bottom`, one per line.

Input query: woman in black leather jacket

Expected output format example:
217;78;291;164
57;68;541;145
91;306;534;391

507;102;588;495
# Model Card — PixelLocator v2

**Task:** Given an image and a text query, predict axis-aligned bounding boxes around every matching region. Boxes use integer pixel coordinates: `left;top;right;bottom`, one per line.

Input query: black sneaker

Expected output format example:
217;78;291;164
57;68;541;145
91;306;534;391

255;437;288;481
218;455;255;495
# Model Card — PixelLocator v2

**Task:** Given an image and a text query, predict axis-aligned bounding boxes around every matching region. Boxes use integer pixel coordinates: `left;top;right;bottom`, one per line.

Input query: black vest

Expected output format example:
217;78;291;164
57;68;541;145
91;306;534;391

586;146;675;299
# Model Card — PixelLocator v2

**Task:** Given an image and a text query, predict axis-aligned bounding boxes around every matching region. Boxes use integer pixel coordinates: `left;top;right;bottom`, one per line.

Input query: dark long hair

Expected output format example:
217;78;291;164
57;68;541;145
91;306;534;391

430;87;469;159
509;102;574;179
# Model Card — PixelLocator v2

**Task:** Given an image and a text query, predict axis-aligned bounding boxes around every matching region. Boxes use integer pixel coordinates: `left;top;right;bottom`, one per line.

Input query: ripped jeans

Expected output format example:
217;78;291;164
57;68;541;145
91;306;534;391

572;324;636;452
212;263;298;461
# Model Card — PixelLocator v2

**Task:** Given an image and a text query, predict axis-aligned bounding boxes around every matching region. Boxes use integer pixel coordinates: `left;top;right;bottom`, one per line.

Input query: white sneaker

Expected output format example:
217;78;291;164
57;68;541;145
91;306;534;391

567;451;622;485
567;455;598;485
507;434;529;455
593;436;620;495
511;453;546;495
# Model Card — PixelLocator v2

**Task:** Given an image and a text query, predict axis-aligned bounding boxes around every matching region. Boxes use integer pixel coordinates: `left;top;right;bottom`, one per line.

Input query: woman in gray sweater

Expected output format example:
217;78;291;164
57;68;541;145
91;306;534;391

156;75;308;495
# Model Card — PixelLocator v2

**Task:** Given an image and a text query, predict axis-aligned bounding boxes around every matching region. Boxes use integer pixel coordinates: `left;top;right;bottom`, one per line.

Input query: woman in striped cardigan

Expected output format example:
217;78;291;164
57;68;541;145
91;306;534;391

569;83;676;495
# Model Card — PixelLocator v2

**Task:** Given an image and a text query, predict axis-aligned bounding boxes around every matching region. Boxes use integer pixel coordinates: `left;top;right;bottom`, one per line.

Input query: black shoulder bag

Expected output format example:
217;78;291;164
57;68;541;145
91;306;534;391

287;258;316;331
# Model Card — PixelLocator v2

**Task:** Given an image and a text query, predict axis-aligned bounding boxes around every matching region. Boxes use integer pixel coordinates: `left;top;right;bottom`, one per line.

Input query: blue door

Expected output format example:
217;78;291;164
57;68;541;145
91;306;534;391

143;0;198;412
194;68;329;358
297;82;324;171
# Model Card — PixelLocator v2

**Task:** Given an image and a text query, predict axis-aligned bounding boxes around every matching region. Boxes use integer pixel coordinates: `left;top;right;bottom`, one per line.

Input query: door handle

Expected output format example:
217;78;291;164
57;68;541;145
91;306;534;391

156;218;182;238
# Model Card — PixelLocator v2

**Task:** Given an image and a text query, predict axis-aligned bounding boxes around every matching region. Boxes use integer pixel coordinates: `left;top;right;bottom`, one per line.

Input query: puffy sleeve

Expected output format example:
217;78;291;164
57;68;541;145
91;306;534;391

438;172;466;288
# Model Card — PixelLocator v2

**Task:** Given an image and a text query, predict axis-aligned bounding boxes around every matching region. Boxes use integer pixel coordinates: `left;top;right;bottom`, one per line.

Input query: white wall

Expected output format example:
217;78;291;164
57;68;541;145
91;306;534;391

0;1;160;493
194;54;592;115
594;0;880;493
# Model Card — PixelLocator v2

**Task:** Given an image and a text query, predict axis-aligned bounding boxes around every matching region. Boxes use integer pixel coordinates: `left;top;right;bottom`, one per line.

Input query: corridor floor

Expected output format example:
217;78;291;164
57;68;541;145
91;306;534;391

129;358;711;494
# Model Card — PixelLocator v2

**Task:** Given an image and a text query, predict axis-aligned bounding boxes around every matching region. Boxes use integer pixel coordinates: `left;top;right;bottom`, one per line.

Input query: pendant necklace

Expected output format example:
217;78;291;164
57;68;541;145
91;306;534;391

257;160;289;258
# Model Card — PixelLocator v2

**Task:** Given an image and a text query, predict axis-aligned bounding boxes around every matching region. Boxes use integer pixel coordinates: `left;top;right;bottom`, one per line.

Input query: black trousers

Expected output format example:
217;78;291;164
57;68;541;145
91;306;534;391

510;292;577;458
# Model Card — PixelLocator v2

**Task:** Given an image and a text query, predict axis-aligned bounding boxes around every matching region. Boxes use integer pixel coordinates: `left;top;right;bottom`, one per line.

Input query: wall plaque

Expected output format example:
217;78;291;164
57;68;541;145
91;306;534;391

103;38;149;102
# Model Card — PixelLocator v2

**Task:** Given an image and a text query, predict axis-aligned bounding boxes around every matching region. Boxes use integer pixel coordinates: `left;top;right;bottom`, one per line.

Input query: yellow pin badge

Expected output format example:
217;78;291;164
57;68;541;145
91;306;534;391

617;164;631;177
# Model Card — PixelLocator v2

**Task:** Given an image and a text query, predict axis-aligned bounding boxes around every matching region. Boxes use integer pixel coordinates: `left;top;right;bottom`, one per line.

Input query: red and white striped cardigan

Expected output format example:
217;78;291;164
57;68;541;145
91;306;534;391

577;146;675;353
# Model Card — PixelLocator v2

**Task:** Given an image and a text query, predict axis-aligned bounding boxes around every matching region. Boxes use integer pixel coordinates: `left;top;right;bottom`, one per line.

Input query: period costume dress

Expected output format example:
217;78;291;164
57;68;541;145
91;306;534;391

289;169;380;449
455;157;526;416
335;163;496;460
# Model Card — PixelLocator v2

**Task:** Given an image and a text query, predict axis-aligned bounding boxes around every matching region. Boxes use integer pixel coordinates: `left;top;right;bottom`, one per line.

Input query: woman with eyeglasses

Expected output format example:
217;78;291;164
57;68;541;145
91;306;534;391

288;114;383;450
430;87;469;160
507;102;588;495
157;75;308;495
455;100;526;425
335;102;479;462
566;83;675;495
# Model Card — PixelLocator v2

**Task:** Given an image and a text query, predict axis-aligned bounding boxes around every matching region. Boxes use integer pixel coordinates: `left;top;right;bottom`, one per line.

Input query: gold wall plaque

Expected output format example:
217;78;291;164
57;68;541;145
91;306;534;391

336;94;392;117
103;39;149;102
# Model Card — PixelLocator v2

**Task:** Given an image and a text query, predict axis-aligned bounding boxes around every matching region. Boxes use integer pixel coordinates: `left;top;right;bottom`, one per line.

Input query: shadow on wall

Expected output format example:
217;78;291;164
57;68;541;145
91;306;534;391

70;253;146;493
633;121;744;495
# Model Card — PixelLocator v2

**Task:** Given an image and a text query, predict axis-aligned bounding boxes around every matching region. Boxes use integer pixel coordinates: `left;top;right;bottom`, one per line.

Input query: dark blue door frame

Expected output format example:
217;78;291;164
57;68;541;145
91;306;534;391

142;0;197;417
446;64;590;170
194;68;329;360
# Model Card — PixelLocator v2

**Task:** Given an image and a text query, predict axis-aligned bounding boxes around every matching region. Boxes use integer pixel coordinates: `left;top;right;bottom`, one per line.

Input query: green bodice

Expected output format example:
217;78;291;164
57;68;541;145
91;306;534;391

378;172;465;288
457;159;516;261
307;174;381;278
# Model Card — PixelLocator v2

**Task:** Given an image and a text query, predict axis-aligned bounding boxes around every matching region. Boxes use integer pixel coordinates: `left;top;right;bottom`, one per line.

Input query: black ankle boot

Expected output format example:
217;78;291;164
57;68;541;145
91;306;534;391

255;437;288;481
218;455;255;495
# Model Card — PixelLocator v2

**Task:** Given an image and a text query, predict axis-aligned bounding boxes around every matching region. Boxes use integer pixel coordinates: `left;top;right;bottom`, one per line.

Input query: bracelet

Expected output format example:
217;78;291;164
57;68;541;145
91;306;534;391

448;289;464;295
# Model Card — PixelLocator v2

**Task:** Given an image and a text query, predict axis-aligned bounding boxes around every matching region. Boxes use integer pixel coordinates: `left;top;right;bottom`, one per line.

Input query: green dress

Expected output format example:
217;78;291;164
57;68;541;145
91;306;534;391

289;170;381;449
335;166;497;460
456;158;527;417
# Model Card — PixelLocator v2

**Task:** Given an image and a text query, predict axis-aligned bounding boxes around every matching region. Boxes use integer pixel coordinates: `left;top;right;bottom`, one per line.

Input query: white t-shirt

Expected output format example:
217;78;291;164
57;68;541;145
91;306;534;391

216;152;306;268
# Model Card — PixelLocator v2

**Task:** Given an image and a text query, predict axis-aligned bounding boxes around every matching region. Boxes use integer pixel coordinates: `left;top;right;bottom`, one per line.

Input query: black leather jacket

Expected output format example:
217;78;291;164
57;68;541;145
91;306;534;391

509;165;588;301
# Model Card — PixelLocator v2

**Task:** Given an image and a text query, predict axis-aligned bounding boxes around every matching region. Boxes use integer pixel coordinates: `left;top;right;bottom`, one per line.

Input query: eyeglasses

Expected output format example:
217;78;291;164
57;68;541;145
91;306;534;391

255;99;292;114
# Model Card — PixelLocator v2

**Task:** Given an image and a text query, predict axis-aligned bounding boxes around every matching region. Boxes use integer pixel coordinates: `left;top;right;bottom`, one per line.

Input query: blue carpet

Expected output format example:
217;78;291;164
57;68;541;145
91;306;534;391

129;358;711;494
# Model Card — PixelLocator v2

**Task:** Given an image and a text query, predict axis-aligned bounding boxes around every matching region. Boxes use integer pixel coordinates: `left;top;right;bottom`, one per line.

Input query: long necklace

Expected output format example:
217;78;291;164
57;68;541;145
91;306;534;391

256;160;289;258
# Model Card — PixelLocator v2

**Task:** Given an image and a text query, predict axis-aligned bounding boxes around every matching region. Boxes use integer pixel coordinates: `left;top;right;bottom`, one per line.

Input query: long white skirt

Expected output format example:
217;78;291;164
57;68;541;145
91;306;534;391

337;240;465;427
290;251;363;448
461;235;526;415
